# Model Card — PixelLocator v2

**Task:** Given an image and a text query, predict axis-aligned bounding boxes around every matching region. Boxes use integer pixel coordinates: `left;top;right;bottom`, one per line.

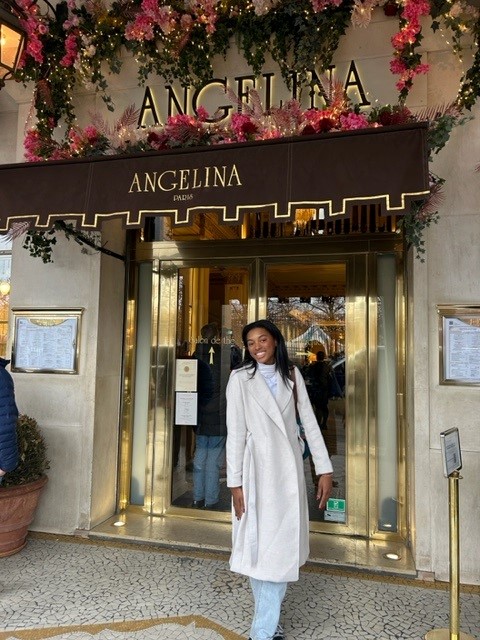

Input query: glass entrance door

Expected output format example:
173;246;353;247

171;265;249;511
123;242;404;541
264;262;347;526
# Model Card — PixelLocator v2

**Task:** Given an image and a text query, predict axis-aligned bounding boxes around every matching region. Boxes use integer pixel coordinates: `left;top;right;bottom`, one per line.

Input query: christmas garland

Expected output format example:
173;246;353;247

6;0;479;260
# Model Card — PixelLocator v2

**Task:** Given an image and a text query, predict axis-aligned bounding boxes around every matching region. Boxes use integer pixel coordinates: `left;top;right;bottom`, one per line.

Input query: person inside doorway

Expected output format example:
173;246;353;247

192;323;227;510
304;350;332;430
226;320;333;640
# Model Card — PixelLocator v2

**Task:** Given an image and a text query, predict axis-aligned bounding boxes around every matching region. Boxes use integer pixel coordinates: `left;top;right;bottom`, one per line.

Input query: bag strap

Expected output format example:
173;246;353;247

289;367;300;420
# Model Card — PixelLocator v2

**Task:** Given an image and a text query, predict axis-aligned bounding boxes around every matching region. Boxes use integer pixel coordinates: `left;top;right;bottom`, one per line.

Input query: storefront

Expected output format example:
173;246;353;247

0;121;429;560
0;8;479;585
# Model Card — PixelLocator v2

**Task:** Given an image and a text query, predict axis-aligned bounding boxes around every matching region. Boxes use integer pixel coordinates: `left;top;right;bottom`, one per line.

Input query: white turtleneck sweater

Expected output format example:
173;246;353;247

258;362;278;398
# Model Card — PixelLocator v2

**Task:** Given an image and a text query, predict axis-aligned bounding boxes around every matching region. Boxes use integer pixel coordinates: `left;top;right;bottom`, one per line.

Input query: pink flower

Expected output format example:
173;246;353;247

339;112;370;130
157;6;178;35
402;0;431;21
390;58;407;74
142;0;161;17
60;32;79;67
304;108;339;132
83;126;100;143
415;63;430;75
195;106;210;121
311;0;342;11
147;131;169;150
181;13;194;29
125;15;155;41
230;114;259;141
373;106;413;126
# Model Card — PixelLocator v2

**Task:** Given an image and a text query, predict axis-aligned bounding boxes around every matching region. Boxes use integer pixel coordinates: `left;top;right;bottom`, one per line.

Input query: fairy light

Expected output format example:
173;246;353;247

17;0;480;153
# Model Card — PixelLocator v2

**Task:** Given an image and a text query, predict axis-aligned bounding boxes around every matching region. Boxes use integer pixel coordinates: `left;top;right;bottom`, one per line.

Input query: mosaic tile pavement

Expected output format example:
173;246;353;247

0;535;478;640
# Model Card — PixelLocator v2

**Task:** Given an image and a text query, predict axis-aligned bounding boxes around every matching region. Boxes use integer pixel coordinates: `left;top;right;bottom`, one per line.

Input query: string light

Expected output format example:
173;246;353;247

16;1;480;142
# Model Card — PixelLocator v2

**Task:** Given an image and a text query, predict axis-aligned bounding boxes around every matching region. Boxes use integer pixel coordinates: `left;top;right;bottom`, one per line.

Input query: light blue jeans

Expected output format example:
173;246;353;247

249;578;288;640
193;435;226;505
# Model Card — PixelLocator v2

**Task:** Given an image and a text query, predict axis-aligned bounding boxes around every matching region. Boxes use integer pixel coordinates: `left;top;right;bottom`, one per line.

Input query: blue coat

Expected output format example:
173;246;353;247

0;358;19;473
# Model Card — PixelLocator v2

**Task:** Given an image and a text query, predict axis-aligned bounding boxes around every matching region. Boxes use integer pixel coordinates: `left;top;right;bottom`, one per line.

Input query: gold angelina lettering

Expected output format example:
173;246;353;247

128;164;242;194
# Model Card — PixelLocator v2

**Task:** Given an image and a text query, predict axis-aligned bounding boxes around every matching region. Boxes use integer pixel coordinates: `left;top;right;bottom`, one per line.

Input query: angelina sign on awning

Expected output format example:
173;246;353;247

0;123;429;232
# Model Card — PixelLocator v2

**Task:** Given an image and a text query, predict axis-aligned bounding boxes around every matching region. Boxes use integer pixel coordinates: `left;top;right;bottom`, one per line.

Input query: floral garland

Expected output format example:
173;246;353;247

390;0;431;98
24;92;413;161
11;0;480;141
5;0;478;260
18;86;468;261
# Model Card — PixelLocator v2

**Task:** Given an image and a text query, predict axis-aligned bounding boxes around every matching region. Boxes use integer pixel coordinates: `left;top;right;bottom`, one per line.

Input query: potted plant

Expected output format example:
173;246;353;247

0;414;50;557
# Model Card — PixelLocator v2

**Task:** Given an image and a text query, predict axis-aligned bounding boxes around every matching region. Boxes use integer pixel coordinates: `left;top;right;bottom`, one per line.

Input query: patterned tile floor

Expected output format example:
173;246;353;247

0;535;478;640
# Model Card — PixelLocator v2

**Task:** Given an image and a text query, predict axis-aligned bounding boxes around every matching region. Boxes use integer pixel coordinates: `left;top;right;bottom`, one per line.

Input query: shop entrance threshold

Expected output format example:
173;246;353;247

89;510;416;578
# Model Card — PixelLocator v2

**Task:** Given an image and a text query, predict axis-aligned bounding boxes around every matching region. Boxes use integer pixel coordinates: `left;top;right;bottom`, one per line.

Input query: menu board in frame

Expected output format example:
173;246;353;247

438;304;480;386
11;308;83;374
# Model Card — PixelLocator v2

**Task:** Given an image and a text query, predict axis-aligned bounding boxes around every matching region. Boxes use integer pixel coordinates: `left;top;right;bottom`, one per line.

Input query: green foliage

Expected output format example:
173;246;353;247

2;415;50;487
456;16;480;111
233;0;354;88
23;229;57;263
399;205;439;263
24;221;125;263
427;112;472;158
400;172;446;261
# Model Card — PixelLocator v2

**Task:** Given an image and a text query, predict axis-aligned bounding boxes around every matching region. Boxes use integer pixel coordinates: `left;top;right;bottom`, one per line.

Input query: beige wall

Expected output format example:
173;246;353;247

411;107;480;584
9;221;125;534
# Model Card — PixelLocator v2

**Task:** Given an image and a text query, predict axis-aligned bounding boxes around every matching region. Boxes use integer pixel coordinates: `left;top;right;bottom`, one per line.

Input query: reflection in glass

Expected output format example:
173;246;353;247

171;266;248;511
266;263;346;524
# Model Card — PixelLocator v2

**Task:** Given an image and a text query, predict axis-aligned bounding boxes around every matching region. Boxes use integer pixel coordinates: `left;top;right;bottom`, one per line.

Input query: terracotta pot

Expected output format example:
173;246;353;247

0;475;48;557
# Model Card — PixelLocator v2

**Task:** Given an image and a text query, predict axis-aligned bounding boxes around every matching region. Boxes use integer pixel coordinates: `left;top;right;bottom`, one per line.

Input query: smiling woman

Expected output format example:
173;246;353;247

245;326;277;365
226;318;333;640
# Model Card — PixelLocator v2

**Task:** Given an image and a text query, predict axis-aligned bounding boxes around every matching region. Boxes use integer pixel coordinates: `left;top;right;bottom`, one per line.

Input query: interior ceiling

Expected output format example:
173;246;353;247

209;263;346;297
267;263;346;298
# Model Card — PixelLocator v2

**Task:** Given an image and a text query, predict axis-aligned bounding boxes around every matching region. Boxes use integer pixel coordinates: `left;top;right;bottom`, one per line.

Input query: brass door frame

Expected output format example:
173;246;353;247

121;234;405;540
367;252;407;542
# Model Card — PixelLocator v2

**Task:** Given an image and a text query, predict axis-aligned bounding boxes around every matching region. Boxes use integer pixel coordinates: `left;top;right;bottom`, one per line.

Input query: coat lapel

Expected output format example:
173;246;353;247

276;372;294;415
245;370;294;433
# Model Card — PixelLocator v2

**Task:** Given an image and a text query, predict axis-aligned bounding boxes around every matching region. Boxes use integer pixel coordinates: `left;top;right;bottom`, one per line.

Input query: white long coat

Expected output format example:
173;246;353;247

226;365;333;583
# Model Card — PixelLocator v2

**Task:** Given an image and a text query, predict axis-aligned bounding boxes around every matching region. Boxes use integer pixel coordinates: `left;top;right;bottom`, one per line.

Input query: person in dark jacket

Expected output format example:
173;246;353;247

0;357;19;484
304;350;332;430
192;322;230;509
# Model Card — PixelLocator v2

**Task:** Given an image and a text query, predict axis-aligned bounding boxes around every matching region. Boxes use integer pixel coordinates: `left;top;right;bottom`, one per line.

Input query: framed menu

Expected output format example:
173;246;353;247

11;308;83;374
438;305;480;385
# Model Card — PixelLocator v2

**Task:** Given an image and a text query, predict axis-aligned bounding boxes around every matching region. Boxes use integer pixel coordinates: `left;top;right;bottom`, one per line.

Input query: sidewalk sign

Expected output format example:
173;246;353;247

424;428;473;640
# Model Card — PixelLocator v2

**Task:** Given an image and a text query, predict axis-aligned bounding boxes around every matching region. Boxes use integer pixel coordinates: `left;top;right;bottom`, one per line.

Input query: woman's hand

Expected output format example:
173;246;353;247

316;473;333;510
230;486;245;520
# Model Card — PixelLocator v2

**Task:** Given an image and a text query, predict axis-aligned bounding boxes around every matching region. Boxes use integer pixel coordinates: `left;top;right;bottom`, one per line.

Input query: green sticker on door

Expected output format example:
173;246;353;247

324;498;346;523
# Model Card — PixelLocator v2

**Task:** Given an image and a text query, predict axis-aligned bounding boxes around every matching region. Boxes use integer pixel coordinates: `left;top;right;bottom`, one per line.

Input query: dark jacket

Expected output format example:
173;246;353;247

195;341;227;437
0;358;19;473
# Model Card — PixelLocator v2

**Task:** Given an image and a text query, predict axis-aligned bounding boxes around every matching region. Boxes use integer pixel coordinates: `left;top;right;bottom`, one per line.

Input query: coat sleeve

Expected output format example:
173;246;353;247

294;367;333;476
226;370;248;488
0;368;19;472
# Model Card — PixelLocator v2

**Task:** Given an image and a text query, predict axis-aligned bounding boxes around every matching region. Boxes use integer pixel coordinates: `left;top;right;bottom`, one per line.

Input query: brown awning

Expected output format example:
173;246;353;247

0;123;429;232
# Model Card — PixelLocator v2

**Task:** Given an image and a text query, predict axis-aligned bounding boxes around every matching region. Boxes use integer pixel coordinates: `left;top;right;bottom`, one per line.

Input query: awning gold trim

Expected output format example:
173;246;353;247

0;123;429;232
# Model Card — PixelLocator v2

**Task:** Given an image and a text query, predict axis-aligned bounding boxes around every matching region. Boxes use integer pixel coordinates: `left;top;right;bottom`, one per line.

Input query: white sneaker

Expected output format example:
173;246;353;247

273;624;285;639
